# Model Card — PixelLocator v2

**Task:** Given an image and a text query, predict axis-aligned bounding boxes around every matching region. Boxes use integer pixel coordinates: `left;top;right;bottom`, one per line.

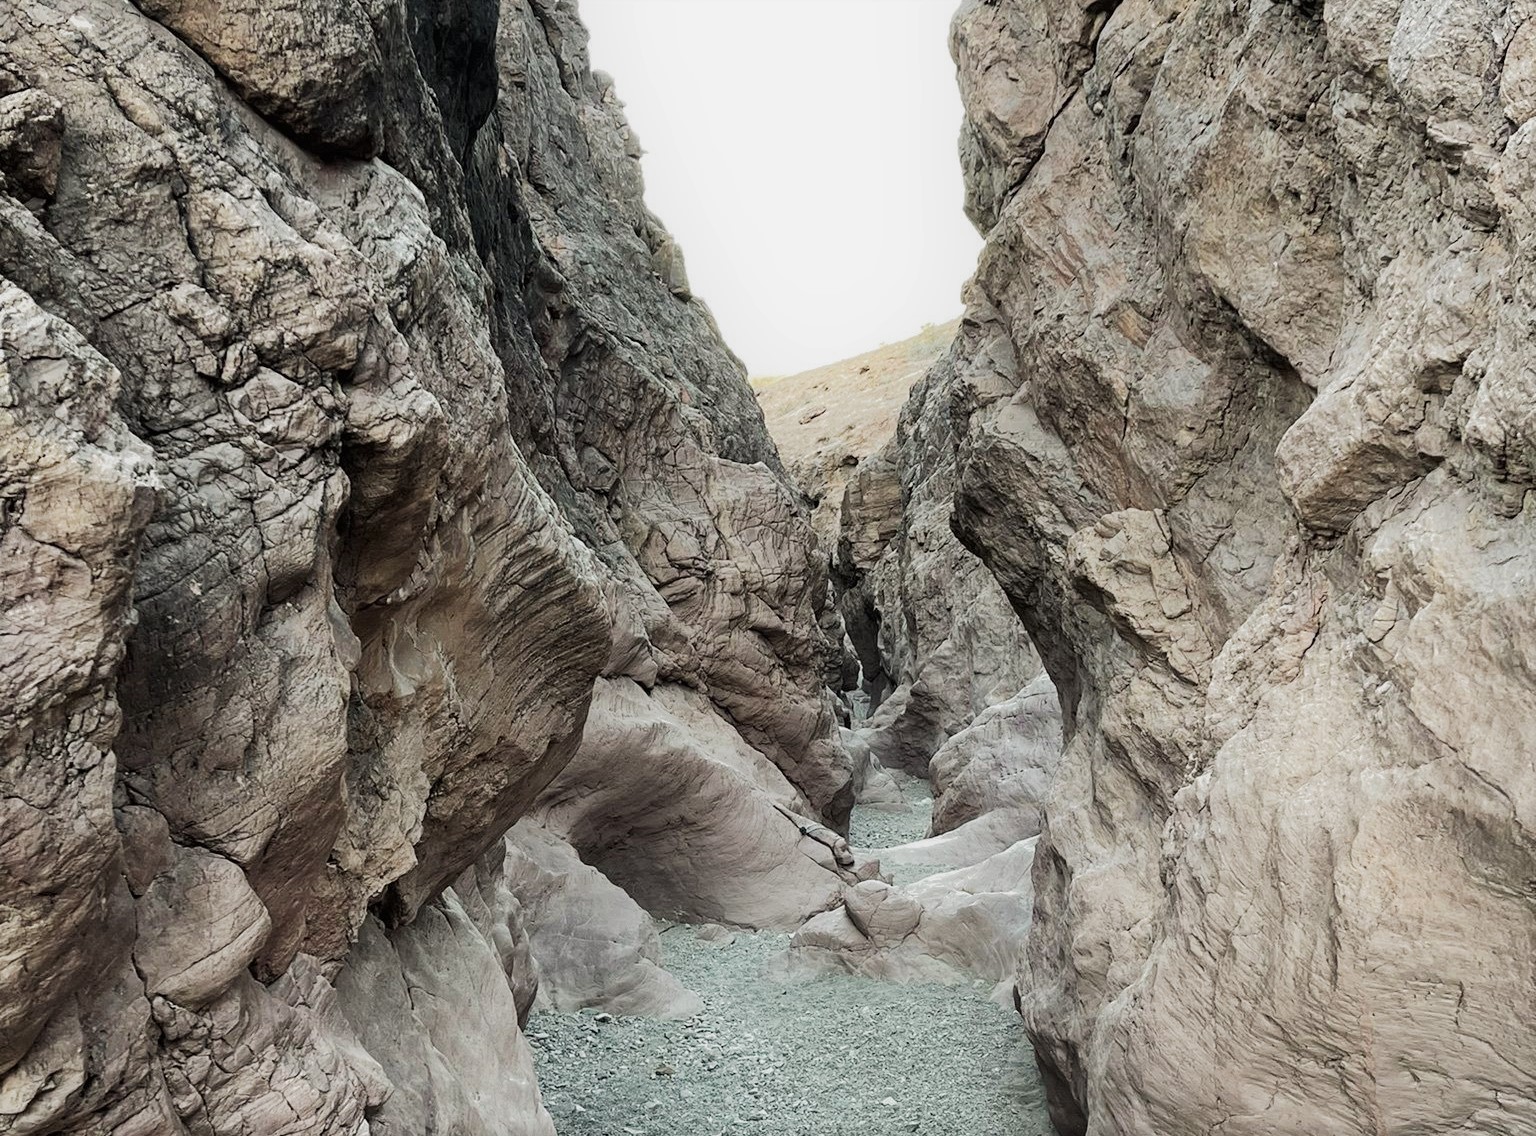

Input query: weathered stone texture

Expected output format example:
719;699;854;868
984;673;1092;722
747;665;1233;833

501;820;705;1019
834;325;1046;783
790;837;1040;988
0;280;157;1079
939;0;1536;1132
929;672;1061;837
0;0;847;1131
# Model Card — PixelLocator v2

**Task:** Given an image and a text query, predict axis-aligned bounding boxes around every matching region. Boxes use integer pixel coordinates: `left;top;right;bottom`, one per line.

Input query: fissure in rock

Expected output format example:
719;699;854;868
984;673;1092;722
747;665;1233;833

2;0;1533;1134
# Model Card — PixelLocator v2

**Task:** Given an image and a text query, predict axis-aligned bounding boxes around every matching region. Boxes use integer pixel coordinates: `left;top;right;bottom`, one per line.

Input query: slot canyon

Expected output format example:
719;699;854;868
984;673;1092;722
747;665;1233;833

2;0;1534;1134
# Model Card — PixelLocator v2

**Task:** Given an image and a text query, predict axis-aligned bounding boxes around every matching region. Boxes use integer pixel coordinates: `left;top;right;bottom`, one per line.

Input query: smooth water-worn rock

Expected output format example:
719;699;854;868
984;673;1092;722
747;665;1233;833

0;1;849;1131
535;677;848;930
936;0;1536;1132
336;899;552;1136
500;821;703;1020
790;794;1041;987
929;672;1061;837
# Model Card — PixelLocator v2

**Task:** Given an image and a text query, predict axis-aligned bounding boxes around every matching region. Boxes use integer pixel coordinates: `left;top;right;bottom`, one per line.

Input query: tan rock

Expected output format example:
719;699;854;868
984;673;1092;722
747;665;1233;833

844;880;922;946
751;320;957;549
335;900;553;1136
934;0;1536;1131
929;673;1061;836
132;846;272;1007
0;279;155;1075
501;822;703;1019
790;837;1040;987
0;0;846;1130
535;678;846;930
833;327;1046;782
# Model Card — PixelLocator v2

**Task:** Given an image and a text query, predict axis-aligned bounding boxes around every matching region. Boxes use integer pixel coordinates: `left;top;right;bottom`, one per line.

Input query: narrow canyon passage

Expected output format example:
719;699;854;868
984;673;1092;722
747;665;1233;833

7;0;1536;1133
529;777;1053;1136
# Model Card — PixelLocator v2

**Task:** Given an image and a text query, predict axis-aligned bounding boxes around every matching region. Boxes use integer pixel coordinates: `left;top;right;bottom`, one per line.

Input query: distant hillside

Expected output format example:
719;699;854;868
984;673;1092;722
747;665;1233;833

752;319;959;540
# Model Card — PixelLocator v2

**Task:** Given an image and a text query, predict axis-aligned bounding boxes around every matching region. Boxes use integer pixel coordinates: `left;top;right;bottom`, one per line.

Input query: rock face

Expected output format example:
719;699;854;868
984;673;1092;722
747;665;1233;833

501;821;704;1020
938;0;1536;1132
755;321;1046;789
929;672;1061;837
834;330;1045;780
336;899;550;1136
753;319;1046;790
534;677;849;930
790;839;1039;988
14;0;1534;1131
786;679;1059;995
0;1;848;1131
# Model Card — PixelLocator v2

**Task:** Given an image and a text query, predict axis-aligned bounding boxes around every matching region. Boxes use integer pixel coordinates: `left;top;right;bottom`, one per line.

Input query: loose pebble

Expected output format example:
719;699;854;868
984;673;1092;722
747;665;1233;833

529;790;1054;1135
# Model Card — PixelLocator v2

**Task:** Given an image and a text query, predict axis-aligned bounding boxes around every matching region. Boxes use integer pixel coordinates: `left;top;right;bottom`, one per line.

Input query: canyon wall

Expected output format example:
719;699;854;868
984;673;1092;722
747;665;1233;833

0;1;850;1131
11;0;1536;1132
751;325;1047;806
939;0;1536;1132
834;337;1044;784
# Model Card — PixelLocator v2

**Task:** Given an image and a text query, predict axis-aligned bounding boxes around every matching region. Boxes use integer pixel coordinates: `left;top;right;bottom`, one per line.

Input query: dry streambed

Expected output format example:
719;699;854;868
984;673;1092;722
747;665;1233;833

529;785;1053;1136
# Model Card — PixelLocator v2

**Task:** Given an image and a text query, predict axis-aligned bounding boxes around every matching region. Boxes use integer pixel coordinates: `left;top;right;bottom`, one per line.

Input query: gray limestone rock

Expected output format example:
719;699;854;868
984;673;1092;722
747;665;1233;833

935;0;1536;1131
0;279;156;1077
929;673;1062;837
501;821;704;1020
135;0;386;156
0;0;848;1131
834;336;1047;784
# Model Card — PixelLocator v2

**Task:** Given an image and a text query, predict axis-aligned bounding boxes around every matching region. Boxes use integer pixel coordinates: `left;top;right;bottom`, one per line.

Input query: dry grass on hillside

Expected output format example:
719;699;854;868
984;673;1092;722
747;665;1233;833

751;319;959;477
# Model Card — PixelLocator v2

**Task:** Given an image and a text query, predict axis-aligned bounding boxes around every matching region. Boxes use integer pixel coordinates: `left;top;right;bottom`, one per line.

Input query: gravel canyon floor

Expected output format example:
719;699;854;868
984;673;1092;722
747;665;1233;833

530;781;1053;1136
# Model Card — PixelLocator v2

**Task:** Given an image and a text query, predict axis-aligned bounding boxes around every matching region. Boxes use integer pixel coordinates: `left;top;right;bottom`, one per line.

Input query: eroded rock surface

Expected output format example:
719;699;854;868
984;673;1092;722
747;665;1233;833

501;821;703;1020
753;314;1048;790
791;839;1039;988
751;320;957;546
791;766;1045;991
835;330;1046;781
937;0;1536;1132
0;0;848;1131
534;677;848;930
929;672;1061;837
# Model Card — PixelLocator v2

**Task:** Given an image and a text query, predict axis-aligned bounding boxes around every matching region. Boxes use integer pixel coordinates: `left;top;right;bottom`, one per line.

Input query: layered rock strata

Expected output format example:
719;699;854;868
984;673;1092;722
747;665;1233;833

754;320;1047;788
833;335;1045;781
941;0;1536;1132
0;1;848;1131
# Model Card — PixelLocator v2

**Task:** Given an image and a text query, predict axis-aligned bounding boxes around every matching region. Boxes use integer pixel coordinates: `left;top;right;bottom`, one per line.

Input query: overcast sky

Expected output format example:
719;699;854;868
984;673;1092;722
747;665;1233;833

579;0;981;377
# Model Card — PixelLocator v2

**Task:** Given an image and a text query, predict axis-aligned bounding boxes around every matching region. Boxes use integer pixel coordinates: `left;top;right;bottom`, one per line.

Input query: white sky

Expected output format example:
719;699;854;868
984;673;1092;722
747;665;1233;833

579;0;981;377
